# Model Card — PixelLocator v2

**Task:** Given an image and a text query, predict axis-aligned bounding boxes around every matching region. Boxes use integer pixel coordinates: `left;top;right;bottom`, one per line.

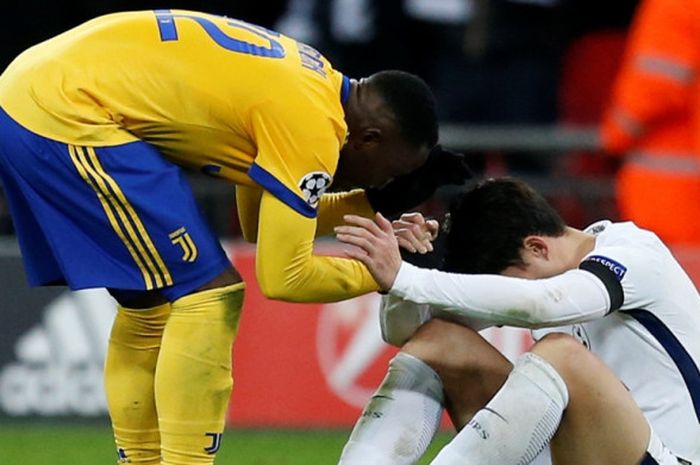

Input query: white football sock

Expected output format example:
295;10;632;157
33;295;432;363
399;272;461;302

529;446;552;465
431;352;569;465
338;352;444;465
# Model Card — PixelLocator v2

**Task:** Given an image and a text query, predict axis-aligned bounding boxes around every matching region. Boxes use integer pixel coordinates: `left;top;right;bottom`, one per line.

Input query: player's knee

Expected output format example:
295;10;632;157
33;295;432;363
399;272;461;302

402;319;468;369
531;332;592;382
403;319;510;381
257;279;294;301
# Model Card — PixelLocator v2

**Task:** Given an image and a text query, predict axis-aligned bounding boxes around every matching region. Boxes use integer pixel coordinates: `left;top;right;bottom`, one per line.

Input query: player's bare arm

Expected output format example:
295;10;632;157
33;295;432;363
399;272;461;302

235;184;263;243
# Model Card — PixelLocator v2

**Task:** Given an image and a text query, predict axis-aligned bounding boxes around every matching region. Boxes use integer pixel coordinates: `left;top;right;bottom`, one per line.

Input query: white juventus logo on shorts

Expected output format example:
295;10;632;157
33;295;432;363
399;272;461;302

169;227;198;263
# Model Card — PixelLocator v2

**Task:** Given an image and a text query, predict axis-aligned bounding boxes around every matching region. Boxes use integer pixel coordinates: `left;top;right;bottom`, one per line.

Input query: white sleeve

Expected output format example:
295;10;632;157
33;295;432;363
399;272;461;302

389;262;612;329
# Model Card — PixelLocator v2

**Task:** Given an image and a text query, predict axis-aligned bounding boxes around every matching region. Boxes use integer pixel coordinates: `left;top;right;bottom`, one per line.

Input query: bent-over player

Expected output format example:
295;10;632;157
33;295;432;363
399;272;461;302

0;9;470;465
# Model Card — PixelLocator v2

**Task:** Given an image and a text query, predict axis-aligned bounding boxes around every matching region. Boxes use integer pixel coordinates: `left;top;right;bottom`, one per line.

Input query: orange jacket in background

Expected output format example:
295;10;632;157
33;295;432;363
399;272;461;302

601;0;700;246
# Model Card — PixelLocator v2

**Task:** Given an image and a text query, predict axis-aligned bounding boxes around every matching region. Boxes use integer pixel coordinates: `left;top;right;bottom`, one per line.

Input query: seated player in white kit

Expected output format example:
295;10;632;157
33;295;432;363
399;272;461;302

334;177;700;465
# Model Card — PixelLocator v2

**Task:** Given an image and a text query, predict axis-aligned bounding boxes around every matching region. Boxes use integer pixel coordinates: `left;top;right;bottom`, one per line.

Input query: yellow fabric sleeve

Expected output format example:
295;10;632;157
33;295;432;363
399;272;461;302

236;186;376;241
256;191;380;302
235;184;263;243
315;189;376;237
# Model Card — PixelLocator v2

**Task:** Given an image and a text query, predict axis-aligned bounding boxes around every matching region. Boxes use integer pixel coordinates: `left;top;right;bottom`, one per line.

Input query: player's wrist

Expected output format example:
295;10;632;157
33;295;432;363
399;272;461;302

388;261;415;296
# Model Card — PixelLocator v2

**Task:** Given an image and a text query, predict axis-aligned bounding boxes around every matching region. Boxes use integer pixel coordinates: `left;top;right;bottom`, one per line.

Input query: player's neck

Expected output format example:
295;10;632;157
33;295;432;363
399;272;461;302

343;79;361;116
564;227;597;267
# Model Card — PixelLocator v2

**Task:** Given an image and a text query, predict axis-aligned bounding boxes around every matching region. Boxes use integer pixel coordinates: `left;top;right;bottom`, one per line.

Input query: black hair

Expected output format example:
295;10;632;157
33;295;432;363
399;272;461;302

369;70;438;148
442;177;567;274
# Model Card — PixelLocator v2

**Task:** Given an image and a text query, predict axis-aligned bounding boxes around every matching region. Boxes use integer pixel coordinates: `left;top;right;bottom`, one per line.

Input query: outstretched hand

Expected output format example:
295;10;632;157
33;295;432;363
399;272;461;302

335;213;403;291
392;212;439;254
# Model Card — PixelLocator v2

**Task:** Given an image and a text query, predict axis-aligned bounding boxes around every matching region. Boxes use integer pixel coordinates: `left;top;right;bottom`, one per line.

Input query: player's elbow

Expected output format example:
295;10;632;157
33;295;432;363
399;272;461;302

520;300;576;329
257;270;305;302
522;302;560;328
258;279;296;301
505;288;560;328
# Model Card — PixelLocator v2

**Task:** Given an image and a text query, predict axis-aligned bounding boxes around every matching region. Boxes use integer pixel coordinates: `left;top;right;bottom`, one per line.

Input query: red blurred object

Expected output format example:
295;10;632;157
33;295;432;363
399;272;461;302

554;31;626;226
559;31;628;125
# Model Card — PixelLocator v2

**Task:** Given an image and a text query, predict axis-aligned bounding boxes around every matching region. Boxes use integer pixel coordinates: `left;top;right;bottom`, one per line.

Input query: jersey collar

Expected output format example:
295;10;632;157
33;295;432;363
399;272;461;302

340;75;351;106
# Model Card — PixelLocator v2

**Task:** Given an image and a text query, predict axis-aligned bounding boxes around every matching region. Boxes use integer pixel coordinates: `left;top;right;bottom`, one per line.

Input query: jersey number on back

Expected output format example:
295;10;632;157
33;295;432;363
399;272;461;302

154;9;286;58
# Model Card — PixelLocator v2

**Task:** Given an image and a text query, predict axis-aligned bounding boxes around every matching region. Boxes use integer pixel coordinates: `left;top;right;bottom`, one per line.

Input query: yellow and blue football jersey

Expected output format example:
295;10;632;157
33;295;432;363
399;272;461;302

0;9;380;302
0;9;349;217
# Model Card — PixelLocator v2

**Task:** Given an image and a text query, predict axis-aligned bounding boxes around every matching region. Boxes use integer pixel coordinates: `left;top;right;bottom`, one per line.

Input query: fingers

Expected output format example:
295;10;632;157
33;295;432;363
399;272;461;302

335;232;373;252
334;224;377;239
426;219;440;240
336;215;397;256
339;213;436;255
396;235;433;254
376;212;394;234
398;212;426;225
394;213;438;238
392;220;435;239
344;214;385;237
342;245;368;261
396;235;418;253
336;214;403;291
391;213;438;254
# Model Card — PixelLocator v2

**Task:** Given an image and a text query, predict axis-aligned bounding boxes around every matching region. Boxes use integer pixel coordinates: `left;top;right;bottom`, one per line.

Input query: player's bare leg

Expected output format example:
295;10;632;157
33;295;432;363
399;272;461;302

430;330;669;465
411;322;553;464
533;333;650;465
402;319;512;429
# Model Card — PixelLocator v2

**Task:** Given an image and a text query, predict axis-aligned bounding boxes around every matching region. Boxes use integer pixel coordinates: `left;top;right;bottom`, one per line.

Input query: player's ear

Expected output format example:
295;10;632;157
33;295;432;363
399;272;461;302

523;236;549;260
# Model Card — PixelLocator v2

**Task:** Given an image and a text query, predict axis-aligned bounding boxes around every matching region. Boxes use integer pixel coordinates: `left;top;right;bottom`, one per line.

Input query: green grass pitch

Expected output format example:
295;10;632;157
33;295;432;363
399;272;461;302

0;424;453;465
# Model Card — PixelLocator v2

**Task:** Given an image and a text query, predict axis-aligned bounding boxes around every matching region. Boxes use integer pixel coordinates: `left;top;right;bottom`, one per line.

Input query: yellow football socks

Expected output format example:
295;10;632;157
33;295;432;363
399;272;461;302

155;283;245;465
105;303;171;465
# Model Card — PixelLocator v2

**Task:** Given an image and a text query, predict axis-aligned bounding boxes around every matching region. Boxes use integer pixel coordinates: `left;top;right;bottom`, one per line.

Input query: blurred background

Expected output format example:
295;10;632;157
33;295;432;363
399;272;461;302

4;1;700;464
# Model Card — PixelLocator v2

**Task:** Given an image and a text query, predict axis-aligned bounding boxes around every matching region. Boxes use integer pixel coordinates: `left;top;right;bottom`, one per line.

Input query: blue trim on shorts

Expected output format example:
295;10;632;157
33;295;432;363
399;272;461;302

248;162;316;218
624;309;700;422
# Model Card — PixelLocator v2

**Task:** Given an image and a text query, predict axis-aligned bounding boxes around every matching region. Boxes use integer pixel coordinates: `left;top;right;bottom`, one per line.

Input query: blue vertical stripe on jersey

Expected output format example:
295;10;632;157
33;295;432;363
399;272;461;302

640;452;660;465
625;309;700;421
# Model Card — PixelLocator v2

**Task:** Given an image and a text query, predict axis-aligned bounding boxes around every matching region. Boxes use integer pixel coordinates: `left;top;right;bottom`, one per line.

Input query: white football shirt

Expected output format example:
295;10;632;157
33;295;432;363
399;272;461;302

388;221;700;462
